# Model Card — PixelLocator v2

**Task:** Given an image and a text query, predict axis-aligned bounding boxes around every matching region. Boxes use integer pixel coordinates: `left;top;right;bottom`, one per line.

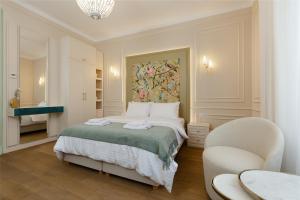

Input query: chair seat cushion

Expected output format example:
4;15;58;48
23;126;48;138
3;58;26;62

203;146;264;173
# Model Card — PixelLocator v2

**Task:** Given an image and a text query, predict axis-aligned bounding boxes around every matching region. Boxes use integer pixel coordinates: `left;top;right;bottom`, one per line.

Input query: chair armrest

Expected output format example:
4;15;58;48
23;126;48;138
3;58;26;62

263;138;284;171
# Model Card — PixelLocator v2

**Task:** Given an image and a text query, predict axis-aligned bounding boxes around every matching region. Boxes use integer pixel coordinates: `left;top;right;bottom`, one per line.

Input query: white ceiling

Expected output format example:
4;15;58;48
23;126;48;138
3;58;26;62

13;0;253;43
20;27;48;60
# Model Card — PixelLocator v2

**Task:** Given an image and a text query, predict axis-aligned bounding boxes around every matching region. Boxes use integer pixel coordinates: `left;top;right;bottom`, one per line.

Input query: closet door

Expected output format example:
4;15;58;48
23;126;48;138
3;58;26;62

83;63;96;121
68;59;84;125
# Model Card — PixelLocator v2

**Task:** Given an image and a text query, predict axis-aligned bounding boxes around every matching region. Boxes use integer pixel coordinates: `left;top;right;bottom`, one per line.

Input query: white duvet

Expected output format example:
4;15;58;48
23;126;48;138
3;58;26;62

54;116;187;192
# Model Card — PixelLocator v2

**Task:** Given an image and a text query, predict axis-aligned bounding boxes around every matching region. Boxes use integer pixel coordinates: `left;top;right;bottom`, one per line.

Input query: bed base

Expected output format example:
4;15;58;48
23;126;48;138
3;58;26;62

64;154;102;171
20;123;47;134
63;153;159;188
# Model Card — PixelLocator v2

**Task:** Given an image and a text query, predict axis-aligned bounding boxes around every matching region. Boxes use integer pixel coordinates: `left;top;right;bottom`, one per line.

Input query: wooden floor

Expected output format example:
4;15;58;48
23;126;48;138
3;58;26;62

20;131;48;144
0;142;210;200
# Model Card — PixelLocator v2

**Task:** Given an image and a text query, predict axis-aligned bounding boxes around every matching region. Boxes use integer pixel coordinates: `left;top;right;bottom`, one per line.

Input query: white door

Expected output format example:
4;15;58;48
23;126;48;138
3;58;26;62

68;59;84;125
6;20;20;147
83;63;96;121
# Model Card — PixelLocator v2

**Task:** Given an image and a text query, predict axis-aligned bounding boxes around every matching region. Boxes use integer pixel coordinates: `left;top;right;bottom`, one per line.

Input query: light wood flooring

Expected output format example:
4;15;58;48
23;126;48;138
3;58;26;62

20;131;48;144
0;142;210;200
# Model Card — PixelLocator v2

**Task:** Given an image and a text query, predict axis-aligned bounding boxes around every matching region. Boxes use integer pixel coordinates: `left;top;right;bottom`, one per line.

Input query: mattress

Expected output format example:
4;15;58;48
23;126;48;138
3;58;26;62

54;116;187;192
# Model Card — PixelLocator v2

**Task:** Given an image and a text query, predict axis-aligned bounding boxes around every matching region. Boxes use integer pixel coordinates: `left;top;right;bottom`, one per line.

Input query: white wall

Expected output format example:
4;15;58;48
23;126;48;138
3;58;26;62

20;58;34;106
33;57;46;104
96;8;259;128
19;57;46;106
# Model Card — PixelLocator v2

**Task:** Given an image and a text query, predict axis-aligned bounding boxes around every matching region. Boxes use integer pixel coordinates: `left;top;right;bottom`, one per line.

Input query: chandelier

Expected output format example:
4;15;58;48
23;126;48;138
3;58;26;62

76;0;115;20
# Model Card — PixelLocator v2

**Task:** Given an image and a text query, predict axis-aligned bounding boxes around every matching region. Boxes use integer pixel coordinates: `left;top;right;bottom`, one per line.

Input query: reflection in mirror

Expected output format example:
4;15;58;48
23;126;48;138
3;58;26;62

19;28;48;144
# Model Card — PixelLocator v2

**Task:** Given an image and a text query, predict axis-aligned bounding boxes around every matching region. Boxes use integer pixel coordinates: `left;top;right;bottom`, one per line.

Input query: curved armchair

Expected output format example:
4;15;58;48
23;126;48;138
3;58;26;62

203;117;284;200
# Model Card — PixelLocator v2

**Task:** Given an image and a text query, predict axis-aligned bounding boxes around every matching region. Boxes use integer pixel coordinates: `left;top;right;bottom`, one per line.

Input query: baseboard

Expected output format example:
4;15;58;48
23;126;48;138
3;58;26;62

4;136;57;153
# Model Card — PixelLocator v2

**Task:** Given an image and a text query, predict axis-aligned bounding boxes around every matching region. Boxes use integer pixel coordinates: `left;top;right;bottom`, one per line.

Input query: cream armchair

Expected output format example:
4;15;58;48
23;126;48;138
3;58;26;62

203;117;284;200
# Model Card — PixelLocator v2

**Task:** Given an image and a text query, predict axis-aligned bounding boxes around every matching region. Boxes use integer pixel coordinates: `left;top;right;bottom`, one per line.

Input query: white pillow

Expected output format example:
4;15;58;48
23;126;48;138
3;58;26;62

126;102;151;117
31;101;48;122
150;102;180;119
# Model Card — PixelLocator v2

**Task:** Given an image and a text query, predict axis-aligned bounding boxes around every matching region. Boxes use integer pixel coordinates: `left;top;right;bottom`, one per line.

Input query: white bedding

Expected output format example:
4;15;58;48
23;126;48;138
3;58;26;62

54;116;187;192
20;115;47;126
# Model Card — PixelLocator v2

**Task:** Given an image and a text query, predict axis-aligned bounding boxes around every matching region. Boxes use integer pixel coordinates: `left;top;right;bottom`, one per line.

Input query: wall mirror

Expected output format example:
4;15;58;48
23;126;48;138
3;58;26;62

19;27;48;144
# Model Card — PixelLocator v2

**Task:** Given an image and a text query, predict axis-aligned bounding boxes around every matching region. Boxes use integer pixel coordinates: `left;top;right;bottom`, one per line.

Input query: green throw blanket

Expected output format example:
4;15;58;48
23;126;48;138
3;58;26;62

59;123;178;168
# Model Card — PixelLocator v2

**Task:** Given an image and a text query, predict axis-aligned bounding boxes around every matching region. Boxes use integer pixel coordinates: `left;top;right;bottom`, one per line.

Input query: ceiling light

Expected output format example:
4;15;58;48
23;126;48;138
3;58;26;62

76;0;115;20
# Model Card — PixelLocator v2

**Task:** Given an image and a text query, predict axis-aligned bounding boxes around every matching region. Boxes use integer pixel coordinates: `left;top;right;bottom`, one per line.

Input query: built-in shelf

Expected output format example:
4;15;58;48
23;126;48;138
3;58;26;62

8;106;64;117
96;67;103;117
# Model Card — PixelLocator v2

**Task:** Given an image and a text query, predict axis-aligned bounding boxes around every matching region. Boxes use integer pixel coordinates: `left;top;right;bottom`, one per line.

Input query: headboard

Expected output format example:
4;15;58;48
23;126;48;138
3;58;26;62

126;48;190;122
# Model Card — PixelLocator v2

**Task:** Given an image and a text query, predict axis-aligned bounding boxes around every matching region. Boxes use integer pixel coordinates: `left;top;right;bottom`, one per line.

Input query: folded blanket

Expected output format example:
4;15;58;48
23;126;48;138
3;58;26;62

85;118;111;126
123;120;152;130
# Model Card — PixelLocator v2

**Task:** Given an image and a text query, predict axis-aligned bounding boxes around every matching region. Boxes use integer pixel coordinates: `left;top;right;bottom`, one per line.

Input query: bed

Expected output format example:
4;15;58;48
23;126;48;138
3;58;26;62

54;104;188;192
20;115;47;134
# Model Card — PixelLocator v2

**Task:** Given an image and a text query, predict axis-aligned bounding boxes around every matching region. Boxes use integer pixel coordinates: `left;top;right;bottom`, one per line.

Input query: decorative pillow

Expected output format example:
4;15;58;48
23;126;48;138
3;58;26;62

126;102;151;117
150;102;180;119
31;101;48;122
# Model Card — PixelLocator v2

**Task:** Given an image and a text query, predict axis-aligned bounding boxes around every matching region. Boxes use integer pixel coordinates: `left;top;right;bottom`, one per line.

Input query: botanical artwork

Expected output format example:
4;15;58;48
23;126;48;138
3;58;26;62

131;58;180;102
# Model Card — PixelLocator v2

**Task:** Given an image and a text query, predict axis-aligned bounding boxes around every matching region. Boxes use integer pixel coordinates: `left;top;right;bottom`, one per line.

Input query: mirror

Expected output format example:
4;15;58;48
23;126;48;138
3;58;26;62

19;28;48;144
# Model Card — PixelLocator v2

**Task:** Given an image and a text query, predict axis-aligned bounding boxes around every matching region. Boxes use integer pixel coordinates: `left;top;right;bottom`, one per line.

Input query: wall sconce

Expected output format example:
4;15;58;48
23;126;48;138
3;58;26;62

202;56;213;71
110;67;120;78
38;76;45;86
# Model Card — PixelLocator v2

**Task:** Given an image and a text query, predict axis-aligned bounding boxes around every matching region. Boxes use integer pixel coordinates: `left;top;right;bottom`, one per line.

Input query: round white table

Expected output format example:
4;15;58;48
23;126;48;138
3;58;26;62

212;174;254;200
239;170;300;200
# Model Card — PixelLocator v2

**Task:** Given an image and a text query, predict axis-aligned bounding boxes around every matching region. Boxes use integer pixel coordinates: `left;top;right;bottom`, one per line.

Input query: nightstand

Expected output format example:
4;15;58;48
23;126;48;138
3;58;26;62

187;122;210;148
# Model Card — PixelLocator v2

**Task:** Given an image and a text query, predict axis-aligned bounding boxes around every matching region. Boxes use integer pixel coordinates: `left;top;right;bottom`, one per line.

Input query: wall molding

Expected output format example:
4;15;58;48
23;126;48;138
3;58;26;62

251;2;261;110
252;98;260;103
192;106;253;110
206;114;248;120
105;70;123;103
195;21;246;104
5;136;57;153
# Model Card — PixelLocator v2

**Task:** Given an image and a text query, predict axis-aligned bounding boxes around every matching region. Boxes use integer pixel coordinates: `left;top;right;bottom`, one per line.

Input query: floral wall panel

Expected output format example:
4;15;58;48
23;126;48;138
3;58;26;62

126;48;190;121
131;59;180;102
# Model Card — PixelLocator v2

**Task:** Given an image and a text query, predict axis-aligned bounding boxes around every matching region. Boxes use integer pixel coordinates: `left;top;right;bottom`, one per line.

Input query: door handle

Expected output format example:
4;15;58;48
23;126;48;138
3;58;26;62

82;88;87;101
82;92;87;101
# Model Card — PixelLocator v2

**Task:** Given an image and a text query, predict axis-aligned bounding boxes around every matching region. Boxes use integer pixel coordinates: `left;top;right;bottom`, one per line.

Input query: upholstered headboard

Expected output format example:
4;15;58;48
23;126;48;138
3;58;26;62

126;48;190;122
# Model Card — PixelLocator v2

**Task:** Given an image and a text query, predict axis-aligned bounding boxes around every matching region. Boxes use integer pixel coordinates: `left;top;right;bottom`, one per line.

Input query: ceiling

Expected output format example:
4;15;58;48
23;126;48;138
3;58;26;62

20;27;48;60
12;0;253;43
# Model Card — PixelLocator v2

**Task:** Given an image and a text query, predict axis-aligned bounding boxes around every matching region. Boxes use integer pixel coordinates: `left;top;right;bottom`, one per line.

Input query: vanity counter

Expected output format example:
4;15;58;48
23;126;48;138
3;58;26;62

8;106;64;117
